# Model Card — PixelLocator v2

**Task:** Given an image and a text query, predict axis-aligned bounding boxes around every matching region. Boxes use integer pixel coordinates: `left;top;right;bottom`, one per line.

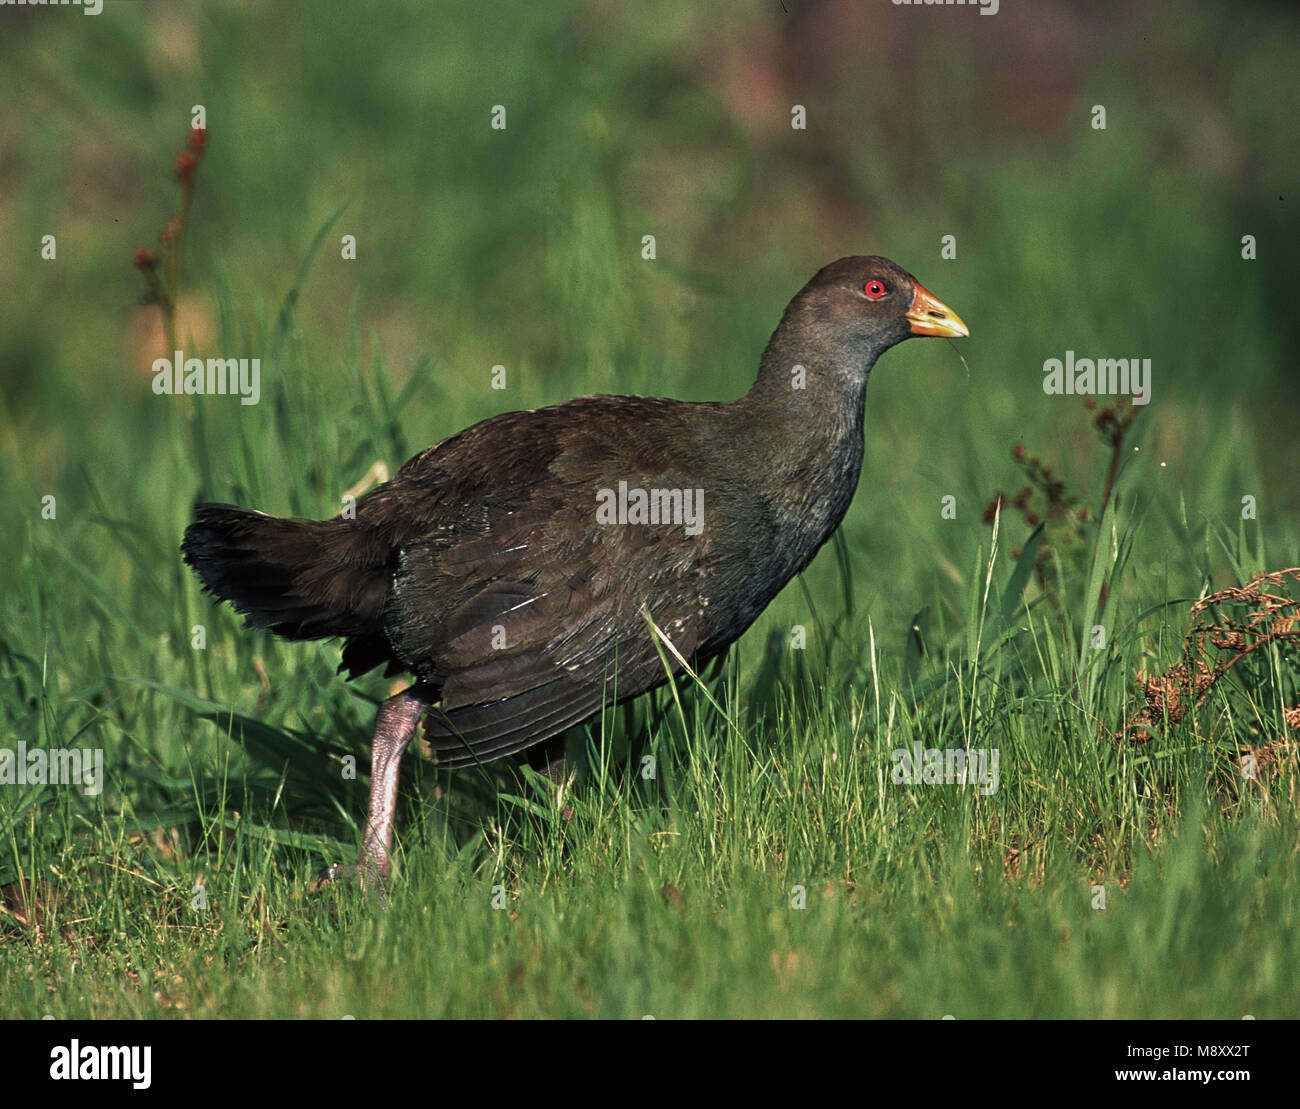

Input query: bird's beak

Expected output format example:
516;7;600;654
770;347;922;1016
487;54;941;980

906;282;969;338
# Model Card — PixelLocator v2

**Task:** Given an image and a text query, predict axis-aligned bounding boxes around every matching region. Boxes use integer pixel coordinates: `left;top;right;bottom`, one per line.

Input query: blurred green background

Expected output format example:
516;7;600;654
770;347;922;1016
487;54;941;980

3;0;1296;628
2;0;1297;799
3;0;1298;804
1;0;1298;1020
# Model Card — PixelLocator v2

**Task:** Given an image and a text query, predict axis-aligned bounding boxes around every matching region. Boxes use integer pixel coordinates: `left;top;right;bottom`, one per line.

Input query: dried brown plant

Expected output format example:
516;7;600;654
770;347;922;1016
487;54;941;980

1119;567;1300;745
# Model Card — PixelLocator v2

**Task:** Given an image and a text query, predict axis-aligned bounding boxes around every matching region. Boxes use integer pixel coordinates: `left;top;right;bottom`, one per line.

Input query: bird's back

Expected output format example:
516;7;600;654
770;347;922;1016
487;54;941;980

184;392;810;766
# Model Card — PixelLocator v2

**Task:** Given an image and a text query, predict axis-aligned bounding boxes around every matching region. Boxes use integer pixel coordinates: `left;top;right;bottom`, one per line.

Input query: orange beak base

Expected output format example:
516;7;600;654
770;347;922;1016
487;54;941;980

906;282;969;338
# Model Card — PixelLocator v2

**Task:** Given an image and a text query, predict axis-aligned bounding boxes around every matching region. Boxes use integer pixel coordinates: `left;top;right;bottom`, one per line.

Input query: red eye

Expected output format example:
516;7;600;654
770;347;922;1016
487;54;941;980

864;280;887;300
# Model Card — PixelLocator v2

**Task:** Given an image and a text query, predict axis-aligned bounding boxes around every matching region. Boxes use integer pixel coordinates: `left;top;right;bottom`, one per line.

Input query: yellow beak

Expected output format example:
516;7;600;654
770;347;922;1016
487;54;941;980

906;281;969;338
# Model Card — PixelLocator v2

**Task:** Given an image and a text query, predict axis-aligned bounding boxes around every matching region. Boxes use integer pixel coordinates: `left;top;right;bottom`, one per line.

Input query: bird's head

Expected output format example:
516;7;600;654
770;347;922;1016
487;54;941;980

795;255;968;359
751;255;968;406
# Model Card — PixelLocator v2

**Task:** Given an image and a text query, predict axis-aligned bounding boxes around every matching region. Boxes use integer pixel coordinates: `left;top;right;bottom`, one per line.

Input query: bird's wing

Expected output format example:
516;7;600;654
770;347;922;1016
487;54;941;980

360;397;727;764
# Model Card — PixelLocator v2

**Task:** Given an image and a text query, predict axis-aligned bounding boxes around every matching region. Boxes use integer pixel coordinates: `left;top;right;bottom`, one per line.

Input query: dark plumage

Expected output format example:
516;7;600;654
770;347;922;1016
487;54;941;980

181;256;967;881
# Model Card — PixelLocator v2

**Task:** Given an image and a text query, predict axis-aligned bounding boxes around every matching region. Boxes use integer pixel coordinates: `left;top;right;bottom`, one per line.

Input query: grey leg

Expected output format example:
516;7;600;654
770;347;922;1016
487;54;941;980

317;683;432;892
525;732;575;823
526;732;569;785
357;684;432;882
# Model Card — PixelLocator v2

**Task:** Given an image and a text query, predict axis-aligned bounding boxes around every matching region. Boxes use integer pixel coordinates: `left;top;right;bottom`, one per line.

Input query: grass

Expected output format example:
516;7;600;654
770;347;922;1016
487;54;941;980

1;0;1298;1019
3;644;1296;1018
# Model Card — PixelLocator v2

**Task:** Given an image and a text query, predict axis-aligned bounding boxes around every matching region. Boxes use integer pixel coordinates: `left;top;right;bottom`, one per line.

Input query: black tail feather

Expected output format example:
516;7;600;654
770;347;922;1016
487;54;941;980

181;504;394;671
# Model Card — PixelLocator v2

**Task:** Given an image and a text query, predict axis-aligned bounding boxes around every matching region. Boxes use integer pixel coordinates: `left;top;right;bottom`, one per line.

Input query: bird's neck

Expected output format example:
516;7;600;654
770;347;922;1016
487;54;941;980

727;329;878;556
738;317;875;462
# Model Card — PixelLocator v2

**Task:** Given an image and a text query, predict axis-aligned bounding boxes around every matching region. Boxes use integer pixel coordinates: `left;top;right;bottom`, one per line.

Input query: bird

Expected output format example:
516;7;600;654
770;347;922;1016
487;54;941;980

181;255;967;883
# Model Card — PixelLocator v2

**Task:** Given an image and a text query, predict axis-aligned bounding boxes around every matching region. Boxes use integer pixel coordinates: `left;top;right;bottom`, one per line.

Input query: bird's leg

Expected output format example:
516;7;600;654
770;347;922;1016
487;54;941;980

318;683;432;891
526;732;569;786
357;683;432;883
525;732;575;822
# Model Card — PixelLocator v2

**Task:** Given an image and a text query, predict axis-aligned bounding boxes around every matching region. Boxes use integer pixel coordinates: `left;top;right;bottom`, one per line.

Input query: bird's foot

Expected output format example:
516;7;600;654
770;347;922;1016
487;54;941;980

309;856;389;898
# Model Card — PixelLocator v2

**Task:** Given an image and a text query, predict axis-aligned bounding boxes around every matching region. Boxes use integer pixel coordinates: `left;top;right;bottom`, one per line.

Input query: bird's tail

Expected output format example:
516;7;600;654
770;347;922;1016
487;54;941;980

181;503;392;645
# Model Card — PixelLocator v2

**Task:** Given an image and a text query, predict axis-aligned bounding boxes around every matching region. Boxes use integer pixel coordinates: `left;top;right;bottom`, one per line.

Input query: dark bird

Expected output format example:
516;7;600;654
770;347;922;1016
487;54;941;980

181;256;967;882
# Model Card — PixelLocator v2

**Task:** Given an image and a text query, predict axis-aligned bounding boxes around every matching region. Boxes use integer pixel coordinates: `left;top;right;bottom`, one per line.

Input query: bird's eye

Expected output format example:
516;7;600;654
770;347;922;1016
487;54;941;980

864;280;887;300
